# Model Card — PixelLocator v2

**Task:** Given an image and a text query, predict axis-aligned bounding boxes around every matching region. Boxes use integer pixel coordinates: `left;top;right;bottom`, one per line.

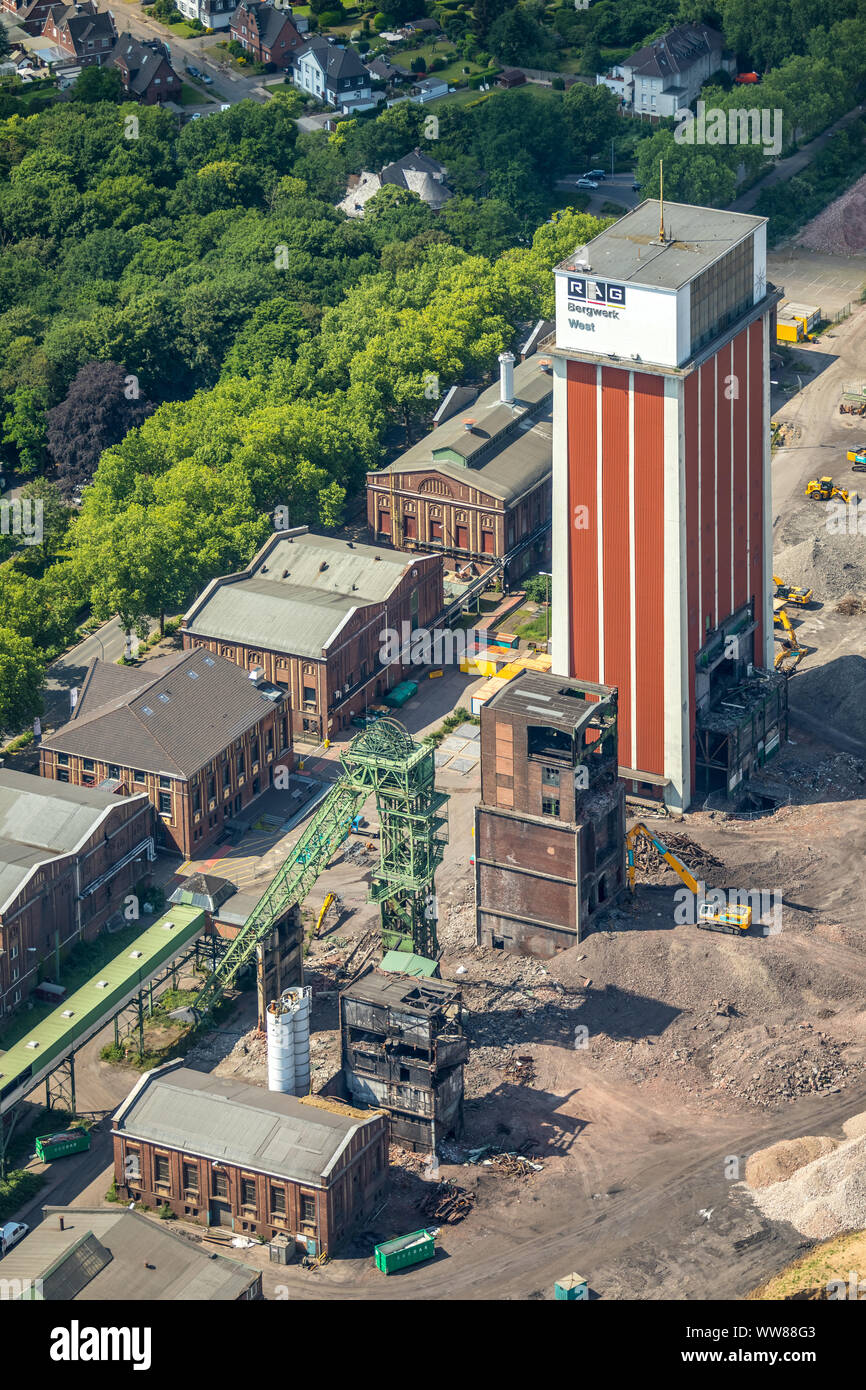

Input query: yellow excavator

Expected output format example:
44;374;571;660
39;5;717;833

625;823;751;934
773;574;813;607
805;476;850;502
773;601;808;672
313;892;343;938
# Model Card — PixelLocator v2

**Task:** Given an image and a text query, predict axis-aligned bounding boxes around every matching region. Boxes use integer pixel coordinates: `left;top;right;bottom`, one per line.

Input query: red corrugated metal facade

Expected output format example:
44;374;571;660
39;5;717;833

567;360;599;682
566;321;766;800
600;367;631;763
632;374;665;774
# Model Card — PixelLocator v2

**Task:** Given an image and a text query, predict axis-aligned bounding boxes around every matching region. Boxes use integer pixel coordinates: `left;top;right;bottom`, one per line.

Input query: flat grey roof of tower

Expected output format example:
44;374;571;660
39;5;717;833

557;201;765;291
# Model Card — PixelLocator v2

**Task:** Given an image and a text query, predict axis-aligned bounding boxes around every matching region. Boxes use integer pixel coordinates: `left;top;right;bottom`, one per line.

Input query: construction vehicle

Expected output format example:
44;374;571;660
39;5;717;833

625;823;752;934
805;476;850;502
773;602;807;673
313;892;343;938
773;575;813;607
846;445;866;471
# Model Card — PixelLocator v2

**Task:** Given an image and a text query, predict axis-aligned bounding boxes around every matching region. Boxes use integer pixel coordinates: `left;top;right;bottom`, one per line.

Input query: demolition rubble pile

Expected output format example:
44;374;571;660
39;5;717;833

749;1128;866;1239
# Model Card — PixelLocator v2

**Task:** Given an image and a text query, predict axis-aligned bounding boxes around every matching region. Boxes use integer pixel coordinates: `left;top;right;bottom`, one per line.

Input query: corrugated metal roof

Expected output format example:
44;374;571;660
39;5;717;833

186;529;436;659
376;356;552;503
0;1209;257;1300
379;950;439;978
43;649;284;779
115;1067;375;1186
0;770;149;914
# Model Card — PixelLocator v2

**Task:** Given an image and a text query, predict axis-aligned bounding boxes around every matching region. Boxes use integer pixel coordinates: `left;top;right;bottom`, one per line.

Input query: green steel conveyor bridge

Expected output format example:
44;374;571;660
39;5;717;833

185;718;448;1022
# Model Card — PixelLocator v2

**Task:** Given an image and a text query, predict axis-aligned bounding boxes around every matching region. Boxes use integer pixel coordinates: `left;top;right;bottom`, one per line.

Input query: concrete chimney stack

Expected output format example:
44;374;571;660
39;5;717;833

499;351;515;405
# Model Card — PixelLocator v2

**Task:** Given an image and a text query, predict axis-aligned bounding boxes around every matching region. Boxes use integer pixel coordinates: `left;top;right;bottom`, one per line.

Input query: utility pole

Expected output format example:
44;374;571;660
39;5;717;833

611;137;615;176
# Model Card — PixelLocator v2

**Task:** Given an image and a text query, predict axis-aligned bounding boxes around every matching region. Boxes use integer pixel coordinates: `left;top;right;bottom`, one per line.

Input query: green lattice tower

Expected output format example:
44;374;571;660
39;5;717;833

341;719;448;958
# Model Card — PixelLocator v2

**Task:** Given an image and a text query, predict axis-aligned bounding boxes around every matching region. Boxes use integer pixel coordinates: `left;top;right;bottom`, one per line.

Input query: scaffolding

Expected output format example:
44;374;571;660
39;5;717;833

187;719;447;1019
342;719;448;958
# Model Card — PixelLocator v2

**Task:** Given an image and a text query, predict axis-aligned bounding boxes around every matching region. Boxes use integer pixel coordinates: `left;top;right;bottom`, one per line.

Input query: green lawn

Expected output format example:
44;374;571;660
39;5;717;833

166;19;199;38
179;82;211;105
388;42;484;84
515;611;551;642
434;86;490;108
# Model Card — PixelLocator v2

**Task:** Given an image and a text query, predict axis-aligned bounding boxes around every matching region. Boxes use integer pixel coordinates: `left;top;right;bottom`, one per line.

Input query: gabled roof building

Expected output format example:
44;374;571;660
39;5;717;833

338;147;452;218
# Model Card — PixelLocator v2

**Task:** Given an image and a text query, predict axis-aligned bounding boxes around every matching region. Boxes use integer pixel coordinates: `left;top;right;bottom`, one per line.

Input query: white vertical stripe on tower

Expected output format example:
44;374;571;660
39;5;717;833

628;371;637;771
729;341;735;615
713;353;719;626
745;328;750;601
596;365;605;679
697;366;702;636
550;358;570;675
761;314;774;667
662;378;688;811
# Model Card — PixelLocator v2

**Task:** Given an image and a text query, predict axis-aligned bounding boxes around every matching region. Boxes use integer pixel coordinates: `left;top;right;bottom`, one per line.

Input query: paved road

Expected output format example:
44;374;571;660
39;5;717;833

730;103;865;214
42;617;148;731
105;0;263;108
555;172;640;217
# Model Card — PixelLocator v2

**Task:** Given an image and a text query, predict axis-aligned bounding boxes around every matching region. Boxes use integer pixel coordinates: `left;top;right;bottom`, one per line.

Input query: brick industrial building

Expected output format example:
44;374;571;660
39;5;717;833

183;527;443;743
340;965;467;1153
368;351;552;584
550;201;784;810
474;671;625;957
112;1063;388;1254
39;649;290;857
0;771;155;1019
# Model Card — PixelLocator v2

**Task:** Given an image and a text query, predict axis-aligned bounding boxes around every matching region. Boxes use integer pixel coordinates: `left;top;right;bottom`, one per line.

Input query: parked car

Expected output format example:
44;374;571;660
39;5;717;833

200;72;214;84
632;181;642;192
576;178;598;189
186;64;202;78
585;168;606;179
0;1221;28;1257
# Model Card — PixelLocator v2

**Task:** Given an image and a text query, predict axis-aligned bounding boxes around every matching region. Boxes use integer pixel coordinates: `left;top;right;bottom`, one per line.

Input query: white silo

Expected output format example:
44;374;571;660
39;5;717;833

266;986;312;1096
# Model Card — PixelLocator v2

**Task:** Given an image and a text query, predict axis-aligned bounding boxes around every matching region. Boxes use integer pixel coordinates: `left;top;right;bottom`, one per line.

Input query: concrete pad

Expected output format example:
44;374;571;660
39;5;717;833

451;756;479;773
455;722;480;740
434;751;452;767
439;736;471;755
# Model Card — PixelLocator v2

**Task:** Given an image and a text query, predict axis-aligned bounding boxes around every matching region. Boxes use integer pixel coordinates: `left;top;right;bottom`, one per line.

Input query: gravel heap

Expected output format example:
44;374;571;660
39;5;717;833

795;172;866;255
745;1135;838;1189
774;532;866;602
750;1133;866;1239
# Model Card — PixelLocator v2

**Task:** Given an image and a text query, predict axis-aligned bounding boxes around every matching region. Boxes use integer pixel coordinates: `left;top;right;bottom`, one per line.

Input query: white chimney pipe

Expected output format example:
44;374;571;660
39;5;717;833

499;351;515;405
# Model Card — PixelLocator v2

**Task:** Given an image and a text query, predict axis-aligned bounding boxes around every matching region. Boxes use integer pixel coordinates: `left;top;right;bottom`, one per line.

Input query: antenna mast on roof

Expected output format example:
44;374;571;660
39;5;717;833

659;159;665;242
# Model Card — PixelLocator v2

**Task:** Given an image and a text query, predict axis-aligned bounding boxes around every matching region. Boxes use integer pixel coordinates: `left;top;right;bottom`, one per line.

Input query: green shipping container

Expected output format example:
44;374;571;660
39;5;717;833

384;682;418;709
35;1129;91;1162
374;1229;435;1275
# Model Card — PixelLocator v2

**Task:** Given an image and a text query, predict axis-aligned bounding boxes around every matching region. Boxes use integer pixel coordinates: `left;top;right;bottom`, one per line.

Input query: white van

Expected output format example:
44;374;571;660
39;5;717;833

0;1221;28;1257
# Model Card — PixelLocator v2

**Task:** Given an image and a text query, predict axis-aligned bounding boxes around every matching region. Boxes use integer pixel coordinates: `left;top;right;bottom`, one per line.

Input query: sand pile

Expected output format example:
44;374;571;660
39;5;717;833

750;1133;866;1239
790;655;866;743
795;172;866;255
842;1110;866;1141
774;532;866;602
746;1135;838;1189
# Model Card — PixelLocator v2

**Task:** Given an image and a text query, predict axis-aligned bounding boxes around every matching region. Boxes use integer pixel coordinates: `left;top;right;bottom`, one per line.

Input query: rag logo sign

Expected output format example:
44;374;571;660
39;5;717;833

567;277;627;308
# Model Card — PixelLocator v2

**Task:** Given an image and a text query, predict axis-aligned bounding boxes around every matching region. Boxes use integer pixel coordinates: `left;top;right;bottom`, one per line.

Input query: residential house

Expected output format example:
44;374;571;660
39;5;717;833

0;770;155;1019
337;147;452;218
39;648;291;858
40;1;117;66
401;17;439;36
0;1207;262;1299
0;0;59;36
174;0;236;30
367;349;553;584
110;32;180;103
182;526;444;743
292;36;375;112
112;1061;389;1253
408;74;448;103
596;22;734;120
230;0;304;68
364;55;406;86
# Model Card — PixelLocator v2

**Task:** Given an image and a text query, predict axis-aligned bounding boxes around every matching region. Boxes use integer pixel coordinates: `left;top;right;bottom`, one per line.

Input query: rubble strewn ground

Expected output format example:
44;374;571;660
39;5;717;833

795;172;866;255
